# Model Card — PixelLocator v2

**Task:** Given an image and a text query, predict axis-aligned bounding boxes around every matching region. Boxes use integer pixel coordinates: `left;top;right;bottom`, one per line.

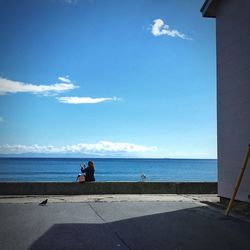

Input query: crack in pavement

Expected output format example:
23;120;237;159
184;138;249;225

88;202;131;249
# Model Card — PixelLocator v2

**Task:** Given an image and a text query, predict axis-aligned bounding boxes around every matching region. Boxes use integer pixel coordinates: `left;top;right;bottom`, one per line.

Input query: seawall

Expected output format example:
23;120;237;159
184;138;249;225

0;182;217;195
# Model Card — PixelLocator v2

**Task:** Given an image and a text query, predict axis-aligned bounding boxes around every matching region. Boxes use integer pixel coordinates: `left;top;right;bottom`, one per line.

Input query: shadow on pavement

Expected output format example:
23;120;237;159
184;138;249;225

29;206;250;250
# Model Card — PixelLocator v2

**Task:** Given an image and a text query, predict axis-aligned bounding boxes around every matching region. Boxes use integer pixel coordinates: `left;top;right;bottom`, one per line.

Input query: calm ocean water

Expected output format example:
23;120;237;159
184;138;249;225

0;158;217;182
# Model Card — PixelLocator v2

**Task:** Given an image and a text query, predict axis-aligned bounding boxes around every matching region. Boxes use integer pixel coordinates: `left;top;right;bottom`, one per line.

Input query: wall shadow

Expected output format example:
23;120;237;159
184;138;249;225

28;206;250;250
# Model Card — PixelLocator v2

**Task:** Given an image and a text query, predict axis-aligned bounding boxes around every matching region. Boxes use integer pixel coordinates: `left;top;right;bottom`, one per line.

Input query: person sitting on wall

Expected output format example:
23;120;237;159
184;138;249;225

80;161;95;182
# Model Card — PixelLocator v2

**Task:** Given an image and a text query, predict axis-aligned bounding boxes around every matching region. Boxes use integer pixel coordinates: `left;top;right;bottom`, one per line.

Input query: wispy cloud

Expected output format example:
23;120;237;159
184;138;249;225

63;0;79;4
0;77;77;96
0;77;121;105
0;141;157;155
58;76;71;83
151;19;190;40
0;117;4;122
57;96;120;104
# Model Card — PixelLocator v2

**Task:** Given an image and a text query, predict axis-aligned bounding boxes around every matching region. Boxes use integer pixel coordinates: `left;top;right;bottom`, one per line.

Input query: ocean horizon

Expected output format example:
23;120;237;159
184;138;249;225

0;157;217;182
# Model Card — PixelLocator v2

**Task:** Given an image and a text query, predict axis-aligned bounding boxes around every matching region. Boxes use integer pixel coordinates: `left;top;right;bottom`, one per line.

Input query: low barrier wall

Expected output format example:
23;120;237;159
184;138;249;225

0;182;217;195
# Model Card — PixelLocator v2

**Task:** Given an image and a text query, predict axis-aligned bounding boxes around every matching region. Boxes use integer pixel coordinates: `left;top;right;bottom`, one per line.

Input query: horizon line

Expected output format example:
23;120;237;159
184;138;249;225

0;156;217;160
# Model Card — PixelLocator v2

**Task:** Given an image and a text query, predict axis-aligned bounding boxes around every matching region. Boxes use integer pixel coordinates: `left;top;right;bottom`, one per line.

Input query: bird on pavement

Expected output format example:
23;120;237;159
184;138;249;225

39;199;48;206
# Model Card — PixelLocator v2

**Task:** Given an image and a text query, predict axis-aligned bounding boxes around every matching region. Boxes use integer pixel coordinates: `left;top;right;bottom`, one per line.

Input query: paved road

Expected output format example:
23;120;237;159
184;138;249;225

0;199;250;250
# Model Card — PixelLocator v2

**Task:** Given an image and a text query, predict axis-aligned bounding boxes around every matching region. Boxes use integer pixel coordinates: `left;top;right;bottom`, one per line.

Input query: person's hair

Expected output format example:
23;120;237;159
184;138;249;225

88;161;95;170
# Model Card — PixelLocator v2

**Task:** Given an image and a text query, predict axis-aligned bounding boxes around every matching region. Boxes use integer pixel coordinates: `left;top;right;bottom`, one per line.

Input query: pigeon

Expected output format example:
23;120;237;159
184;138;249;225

39;199;48;206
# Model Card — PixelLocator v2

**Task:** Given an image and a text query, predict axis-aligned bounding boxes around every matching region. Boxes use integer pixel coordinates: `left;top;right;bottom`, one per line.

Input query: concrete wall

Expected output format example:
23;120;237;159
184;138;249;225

216;0;250;202
0;182;217;195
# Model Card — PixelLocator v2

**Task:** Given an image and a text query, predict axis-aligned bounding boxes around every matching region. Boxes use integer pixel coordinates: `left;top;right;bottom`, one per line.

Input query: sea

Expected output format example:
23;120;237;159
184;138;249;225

0;158;217;182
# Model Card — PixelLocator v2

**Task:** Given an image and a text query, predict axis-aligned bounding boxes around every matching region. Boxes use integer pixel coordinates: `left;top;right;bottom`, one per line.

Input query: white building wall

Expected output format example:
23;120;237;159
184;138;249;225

216;0;250;202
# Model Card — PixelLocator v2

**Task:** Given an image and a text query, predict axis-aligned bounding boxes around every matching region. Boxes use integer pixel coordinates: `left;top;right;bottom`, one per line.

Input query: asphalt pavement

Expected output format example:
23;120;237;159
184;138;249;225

0;195;250;250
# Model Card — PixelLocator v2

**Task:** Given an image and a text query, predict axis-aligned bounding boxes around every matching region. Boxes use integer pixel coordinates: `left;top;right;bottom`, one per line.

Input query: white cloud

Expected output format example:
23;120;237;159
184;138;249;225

63;0;78;4
151;19;190;40
0;117;4;122
0;141;157;155
57;96;120;104
0;77;77;96
58;76;71;83
0;77;121;105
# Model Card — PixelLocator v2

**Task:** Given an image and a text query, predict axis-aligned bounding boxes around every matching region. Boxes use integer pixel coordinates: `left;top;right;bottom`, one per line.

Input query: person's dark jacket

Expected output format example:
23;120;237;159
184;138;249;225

81;167;95;182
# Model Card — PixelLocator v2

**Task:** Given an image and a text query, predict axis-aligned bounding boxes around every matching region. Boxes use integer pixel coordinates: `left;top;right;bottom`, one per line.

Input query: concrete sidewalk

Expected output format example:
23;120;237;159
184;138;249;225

0;195;249;250
0;194;219;204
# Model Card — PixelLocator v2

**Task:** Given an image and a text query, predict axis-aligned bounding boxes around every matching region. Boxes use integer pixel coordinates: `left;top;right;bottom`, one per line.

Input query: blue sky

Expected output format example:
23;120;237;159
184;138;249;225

0;0;216;158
